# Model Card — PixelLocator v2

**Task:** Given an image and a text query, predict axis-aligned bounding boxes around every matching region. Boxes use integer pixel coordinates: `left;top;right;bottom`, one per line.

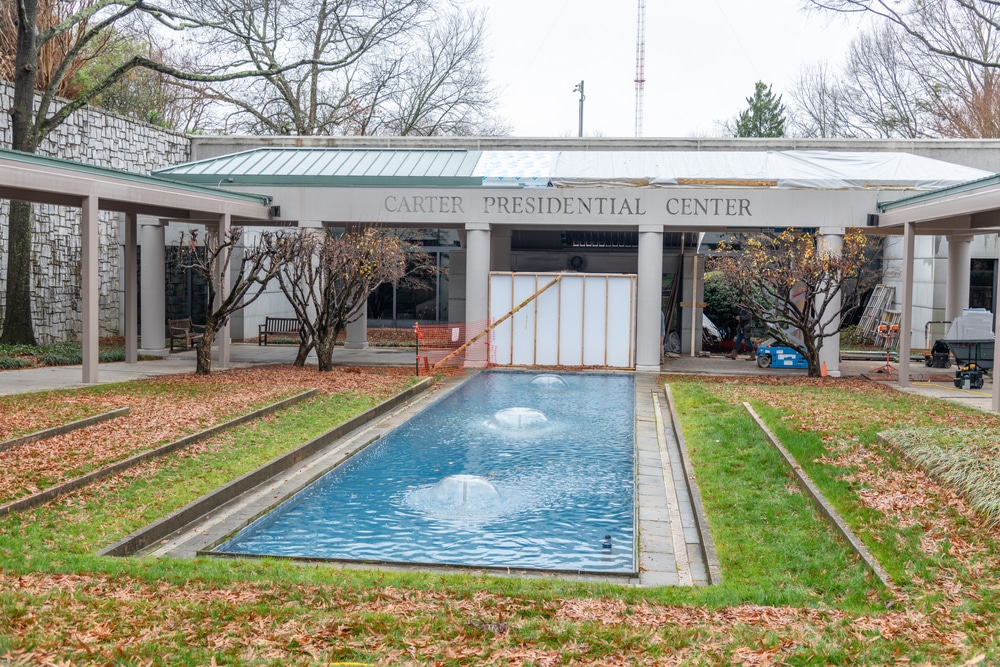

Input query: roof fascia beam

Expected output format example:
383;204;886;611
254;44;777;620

0;186;82;207
971;210;1000;230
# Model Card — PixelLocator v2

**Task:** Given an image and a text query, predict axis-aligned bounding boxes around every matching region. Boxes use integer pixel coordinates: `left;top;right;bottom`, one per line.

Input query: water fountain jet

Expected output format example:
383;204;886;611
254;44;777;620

492;407;548;429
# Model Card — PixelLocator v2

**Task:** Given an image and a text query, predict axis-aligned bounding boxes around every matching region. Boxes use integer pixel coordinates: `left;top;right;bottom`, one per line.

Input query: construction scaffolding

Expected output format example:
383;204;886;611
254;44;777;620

857;285;895;342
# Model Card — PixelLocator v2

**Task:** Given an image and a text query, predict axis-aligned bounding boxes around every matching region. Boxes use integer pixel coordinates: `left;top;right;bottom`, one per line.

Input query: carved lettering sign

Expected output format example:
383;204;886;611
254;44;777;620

665;197;751;216
482;195;646;216
378;192;754;220
383;195;466;214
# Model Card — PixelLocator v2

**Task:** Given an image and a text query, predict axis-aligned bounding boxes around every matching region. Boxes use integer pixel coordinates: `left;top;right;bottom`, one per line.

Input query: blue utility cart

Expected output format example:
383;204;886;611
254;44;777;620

756;346;808;369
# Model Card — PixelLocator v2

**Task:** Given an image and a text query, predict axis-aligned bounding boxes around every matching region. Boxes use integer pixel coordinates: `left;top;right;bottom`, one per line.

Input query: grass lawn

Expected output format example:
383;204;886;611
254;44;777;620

1;369;999;665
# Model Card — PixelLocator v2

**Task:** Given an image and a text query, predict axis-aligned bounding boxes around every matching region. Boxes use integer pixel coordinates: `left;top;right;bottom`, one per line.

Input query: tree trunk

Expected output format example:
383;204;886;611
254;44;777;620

0;201;37;345
315;335;337;372
195;323;217;375
2;0;40;345
293;338;315;368
805;345;822;377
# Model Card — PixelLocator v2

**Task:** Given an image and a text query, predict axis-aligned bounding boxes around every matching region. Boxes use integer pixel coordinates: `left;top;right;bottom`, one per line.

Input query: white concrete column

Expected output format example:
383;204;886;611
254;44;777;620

215;214;232;369
946;234;973;323
345;306;368;349
139;220;167;356
818;228;843;377
899;221;916;388
340;222;369;348
490;228;512;272
636;224;664;372
465;223;491;367
124;213;138;364
81;196;99;383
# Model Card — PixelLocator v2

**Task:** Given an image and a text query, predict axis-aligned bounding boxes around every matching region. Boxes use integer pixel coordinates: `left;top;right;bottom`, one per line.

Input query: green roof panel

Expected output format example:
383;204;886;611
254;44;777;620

0;147;272;204
155;148;484;187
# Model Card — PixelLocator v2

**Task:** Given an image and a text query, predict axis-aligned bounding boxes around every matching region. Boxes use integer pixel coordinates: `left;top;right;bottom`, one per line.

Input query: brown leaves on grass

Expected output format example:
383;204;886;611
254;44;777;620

0;366;415;504
3;570;972;667
0;572;873;666
693;375;1000;604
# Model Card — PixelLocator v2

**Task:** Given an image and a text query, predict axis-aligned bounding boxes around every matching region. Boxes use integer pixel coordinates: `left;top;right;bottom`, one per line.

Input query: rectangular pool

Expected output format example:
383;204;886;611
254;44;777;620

213;371;636;573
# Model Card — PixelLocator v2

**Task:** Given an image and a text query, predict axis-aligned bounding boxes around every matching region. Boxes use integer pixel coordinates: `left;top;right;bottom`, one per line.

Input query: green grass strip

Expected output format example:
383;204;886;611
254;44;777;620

668;381;877;608
0;390;316;519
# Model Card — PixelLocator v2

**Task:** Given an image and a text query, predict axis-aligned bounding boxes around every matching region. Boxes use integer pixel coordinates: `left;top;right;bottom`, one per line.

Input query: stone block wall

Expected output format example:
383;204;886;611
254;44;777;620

0;81;191;343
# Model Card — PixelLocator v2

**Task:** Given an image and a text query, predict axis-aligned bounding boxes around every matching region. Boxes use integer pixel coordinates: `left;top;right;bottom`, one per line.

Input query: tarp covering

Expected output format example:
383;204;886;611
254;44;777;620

474;150;991;191
474;151;556;188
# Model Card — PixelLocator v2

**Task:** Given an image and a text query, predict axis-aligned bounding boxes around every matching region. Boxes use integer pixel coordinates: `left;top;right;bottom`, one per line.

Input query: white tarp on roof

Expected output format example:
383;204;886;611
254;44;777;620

473;150;990;191
474;151;557;187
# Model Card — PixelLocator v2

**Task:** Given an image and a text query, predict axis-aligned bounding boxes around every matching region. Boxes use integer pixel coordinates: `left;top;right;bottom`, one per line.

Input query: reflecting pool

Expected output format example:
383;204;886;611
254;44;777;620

214;371;635;573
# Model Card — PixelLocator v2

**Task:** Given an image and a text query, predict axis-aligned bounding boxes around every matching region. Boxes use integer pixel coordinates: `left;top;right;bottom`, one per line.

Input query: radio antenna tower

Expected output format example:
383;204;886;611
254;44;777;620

634;0;646;137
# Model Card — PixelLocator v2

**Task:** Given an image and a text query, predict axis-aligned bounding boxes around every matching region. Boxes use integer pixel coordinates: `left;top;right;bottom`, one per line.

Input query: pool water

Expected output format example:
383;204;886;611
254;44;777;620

213;371;636;573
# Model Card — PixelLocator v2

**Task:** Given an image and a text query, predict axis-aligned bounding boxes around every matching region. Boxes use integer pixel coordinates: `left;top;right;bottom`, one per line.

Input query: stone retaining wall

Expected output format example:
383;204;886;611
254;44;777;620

0;81;191;343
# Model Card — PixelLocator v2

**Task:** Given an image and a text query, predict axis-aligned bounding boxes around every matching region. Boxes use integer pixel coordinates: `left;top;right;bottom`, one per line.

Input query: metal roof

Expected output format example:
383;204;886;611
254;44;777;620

155;148;484;187
0;147;273;222
157;147;992;192
878;172;1000;212
0;147;272;206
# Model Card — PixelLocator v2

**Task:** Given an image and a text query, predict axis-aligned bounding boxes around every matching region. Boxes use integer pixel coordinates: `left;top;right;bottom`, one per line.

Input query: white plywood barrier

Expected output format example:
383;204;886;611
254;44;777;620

489;272;636;368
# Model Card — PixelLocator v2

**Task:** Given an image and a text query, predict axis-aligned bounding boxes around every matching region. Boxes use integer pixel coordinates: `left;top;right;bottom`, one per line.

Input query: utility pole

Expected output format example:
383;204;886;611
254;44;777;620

573;80;585;137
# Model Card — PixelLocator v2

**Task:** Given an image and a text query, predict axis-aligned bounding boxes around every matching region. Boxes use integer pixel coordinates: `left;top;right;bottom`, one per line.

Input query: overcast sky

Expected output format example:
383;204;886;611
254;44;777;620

468;0;868;138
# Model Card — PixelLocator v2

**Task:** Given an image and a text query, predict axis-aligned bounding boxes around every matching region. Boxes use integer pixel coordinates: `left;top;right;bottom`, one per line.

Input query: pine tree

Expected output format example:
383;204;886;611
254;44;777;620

734;81;787;137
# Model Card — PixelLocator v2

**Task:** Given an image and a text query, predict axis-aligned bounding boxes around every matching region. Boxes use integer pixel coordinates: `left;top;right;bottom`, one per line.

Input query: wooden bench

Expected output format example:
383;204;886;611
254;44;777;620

167;318;204;352
258;317;304;345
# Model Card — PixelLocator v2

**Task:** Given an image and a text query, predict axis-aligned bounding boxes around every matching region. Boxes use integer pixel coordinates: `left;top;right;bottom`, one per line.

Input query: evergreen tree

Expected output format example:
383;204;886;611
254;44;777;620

734;81;787;137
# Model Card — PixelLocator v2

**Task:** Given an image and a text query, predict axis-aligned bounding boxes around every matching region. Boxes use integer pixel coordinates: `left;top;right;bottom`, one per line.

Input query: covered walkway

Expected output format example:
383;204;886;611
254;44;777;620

0;148;275;383
877;174;1000;412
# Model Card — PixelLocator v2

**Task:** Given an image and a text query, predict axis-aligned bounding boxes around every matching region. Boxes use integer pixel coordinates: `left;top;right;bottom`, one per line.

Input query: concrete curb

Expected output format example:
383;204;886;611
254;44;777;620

662;383;723;585
100;376;437;557
0;389;317;519
0;407;130;453
743;402;894;590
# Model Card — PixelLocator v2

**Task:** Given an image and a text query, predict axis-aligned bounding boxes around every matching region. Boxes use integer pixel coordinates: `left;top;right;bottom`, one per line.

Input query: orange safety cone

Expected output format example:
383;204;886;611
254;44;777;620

821;361;828;377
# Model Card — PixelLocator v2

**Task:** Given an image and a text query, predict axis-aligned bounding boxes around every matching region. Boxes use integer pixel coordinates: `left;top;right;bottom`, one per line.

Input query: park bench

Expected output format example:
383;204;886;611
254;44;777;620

167;318;204;352
258;317;304;345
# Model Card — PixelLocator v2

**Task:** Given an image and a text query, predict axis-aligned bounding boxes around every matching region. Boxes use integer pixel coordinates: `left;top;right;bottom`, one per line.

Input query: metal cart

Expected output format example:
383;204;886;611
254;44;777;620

946;339;994;389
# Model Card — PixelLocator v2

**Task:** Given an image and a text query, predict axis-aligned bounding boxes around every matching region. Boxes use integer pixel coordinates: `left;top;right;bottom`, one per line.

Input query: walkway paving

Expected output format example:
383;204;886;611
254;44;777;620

661;352;996;413
0;344;416;396
2;344;993;413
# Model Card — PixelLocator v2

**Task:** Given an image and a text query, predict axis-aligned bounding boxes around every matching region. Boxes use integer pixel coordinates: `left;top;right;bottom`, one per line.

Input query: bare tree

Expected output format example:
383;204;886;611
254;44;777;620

346;6;508;136
807;0;1000;69
708;228;882;377
183;0;423;135
272;228;405;371
178;228;284;375
790;25;932;138
789;62;854;138
792;7;1000;138
195;0;505;136
0;0;272;344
